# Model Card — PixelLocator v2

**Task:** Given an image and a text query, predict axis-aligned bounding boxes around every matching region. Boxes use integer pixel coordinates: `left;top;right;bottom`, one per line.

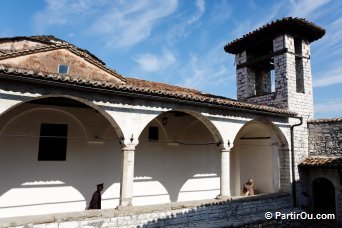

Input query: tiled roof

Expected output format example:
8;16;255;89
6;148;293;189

224;17;325;54
308;117;342;124
0;35;126;82
0;65;297;117
299;156;342;168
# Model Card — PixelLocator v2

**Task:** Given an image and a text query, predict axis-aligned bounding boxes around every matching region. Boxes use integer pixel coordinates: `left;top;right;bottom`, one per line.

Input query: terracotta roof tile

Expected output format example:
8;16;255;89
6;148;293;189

299;157;342;168
308;117;342;124
0;65;296;117
224;17;325;54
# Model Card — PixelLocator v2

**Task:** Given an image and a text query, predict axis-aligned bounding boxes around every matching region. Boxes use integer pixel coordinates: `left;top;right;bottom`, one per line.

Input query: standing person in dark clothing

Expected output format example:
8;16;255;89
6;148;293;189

88;183;104;209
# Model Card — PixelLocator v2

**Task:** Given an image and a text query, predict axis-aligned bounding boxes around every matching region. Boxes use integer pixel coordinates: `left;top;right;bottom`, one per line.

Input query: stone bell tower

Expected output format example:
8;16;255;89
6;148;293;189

224;17;325;120
224;17;325;202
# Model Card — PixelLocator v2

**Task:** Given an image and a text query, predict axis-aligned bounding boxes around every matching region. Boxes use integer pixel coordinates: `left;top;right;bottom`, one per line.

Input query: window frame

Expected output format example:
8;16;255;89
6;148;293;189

148;126;159;141
38;123;68;161
58;64;70;74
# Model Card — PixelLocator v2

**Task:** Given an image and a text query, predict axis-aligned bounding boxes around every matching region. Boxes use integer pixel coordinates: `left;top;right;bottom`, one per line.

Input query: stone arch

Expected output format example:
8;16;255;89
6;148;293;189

134;109;223;205
0;94;124;139
233;117;288;146
176;109;224;147
231;117;289;196
136;109;224;147
0;95;124;217
312;177;336;214
0;107;88;138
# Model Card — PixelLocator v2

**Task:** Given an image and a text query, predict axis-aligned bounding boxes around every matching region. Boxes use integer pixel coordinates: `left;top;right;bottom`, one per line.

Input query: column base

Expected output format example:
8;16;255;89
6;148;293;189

215;194;232;201
119;197;133;207
116;205;133;211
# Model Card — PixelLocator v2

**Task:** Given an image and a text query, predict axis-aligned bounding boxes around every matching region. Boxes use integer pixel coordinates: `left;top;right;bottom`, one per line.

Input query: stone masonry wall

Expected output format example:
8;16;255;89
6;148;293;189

236;51;257;100
308;168;342;221
308;118;342;156
283;34;313;204
244;35;289;109
0;193;293;228
236;34;314;205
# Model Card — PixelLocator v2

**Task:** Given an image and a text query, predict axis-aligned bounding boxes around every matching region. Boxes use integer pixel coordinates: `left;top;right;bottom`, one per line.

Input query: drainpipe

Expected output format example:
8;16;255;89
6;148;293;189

290;116;303;208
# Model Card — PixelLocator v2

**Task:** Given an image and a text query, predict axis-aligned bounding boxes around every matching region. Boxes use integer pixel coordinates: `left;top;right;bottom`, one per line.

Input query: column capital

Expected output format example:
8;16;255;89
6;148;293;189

122;143;138;151
220;148;231;153
218;139;233;152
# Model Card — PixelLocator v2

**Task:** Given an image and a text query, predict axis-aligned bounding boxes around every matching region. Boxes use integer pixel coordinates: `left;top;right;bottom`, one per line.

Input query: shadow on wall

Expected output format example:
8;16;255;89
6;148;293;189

135;143;220;204
134;112;221;205
0;104;122;218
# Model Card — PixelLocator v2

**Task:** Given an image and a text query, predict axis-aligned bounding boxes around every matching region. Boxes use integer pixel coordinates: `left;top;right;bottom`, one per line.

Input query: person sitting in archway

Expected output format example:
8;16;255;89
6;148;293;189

243;178;255;196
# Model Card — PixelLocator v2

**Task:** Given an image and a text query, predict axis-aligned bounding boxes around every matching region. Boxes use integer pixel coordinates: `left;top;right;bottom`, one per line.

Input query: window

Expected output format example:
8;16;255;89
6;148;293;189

254;65;273;96
148;126;159;141
58;64;69;74
243;40;274;97
270;69;275;93
294;38;305;93
38;123;68;161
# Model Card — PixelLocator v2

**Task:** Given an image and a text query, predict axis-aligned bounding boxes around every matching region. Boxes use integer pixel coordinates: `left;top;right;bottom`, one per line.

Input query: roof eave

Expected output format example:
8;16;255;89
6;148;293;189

224;17;325;55
0;70;296;118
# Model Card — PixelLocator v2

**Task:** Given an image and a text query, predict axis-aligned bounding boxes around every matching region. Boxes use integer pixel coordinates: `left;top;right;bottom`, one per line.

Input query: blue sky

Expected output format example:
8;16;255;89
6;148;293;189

0;0;341;118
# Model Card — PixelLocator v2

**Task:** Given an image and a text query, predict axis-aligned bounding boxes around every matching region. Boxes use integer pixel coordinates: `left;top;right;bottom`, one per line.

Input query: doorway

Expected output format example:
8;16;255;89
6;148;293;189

312;177;336;214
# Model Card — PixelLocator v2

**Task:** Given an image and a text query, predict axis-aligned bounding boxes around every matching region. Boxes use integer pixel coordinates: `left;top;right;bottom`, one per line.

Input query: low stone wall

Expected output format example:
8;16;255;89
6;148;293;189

0;193;295;228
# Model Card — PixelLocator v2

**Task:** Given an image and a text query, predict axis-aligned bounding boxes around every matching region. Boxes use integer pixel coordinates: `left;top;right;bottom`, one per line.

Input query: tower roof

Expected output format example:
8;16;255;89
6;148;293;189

224;17;325;54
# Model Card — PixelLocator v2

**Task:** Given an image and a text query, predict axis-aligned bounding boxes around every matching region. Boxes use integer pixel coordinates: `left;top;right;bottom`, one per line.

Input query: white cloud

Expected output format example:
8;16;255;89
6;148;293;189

288;0;330;18
177;42;235;96
34;0;101;32
187;0;205;25
196;0;205;12
314;100;342;118
230;0;330;41
312;17;342;62
91;0;178;48
209;1;232;24
132;49;176;73
34;0;178;48
164;0;206;43
181;54;228;89
230;2;283;39
313;66;342;87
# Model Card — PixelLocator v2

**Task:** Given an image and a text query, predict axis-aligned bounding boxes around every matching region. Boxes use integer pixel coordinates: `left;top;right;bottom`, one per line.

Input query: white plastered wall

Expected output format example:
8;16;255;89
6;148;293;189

231;120;286;196
0;103;122;218
0;97;226;216
0;89;292;218
133;111;221;205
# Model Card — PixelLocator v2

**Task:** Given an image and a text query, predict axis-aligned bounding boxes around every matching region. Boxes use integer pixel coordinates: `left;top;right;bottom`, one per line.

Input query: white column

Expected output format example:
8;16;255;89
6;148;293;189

272;144;280;192
220;148;231;197
119;144;136;207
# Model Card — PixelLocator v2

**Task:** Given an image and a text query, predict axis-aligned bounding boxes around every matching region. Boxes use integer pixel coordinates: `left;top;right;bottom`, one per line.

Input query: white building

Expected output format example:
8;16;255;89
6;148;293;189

0;17;327;219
